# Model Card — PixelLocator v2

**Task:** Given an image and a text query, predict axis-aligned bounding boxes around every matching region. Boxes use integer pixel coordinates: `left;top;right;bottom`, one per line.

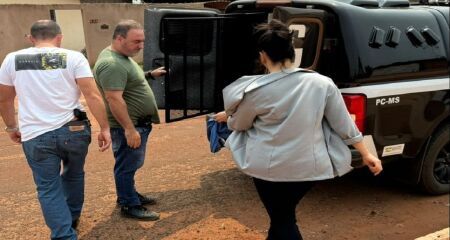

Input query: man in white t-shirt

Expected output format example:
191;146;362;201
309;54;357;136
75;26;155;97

0;20;111;240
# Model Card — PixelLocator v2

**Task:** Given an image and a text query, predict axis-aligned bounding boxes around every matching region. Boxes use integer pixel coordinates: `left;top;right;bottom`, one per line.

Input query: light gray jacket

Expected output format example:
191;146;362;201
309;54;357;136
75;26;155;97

223;68;363;182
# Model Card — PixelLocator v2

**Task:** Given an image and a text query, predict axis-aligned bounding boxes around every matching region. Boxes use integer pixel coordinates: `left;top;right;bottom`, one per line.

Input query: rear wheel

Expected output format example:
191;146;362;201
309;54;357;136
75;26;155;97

420;124;450;195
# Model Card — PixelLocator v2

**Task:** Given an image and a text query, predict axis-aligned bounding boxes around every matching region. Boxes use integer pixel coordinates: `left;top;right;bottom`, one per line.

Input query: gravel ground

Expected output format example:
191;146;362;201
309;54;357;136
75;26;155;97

0;110;449;240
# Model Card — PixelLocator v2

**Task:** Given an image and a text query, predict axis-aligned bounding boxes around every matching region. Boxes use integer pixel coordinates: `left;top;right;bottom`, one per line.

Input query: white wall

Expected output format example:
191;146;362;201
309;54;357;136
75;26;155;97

55;10;86;51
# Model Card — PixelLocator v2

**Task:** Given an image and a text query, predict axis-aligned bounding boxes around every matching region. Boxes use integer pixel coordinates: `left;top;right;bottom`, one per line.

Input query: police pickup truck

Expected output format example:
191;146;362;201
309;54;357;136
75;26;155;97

143;0;449;194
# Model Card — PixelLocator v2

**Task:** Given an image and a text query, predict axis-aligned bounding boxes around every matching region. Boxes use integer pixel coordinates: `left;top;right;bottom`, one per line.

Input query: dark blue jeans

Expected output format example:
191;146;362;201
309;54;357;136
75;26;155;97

111;126;151;207
253;178;314;240
22;121;91;240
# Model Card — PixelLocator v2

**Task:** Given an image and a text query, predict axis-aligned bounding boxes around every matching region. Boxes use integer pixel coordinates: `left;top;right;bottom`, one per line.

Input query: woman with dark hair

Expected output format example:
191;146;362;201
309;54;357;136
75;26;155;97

214;19;382;240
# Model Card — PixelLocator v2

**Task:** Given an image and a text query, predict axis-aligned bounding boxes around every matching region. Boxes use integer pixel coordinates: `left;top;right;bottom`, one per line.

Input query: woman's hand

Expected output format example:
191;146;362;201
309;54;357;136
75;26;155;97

213;111;228;123
362;153;383;176
352;141;383;176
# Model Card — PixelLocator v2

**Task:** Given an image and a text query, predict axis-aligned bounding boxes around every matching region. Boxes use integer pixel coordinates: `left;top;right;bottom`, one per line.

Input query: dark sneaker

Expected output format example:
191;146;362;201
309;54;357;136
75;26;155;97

137;192;157;205
121;205;160;221
72;218;80;230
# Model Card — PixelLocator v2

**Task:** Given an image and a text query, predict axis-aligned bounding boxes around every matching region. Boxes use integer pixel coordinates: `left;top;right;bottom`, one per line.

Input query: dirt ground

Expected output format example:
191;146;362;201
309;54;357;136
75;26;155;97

0;110;448;240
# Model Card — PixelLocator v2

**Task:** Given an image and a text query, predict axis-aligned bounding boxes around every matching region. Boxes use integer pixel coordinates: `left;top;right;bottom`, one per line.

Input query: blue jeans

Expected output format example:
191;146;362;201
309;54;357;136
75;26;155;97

22;121;91;240
111;126;151;207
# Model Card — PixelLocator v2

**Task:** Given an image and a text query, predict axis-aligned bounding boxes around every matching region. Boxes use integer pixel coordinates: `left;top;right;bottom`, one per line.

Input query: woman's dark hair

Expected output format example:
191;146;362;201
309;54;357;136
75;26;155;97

254;19;295;64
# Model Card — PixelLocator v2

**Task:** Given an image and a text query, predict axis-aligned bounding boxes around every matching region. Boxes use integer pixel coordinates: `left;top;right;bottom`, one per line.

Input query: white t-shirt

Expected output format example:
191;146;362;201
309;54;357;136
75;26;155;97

0;47;93;141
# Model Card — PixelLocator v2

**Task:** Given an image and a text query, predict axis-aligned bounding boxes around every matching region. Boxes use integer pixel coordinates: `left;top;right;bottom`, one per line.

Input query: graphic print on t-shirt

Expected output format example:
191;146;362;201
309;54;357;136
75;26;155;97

15;53;67;71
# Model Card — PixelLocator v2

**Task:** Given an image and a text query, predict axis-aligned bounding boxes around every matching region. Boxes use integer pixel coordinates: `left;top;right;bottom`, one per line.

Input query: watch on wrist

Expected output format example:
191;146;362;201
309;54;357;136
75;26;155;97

4;126;19;132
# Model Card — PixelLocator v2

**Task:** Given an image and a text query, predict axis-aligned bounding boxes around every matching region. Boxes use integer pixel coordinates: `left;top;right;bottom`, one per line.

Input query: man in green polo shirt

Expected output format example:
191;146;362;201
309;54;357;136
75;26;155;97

94;19;166;221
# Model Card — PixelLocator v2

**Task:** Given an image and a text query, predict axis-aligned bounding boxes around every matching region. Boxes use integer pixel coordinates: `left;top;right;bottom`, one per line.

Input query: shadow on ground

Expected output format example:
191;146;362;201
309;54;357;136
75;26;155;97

80;168;264;239
78;166;426;240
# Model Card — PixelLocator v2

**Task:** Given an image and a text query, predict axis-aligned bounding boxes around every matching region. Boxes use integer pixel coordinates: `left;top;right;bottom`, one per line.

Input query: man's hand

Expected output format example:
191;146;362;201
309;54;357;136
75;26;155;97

77;77;112;151
147;67;166;79
97;128;111;152
0;85;19;142
7;130;21;144
125;128;141;148
362;153;383;176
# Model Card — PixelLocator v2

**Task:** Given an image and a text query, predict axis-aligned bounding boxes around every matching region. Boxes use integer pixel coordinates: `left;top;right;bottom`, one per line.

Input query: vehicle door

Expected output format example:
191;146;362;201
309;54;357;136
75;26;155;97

144;8;266;122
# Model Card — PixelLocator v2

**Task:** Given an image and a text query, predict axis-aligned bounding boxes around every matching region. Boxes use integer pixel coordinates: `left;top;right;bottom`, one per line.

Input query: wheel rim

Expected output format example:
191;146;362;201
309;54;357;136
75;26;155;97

434;141;450;184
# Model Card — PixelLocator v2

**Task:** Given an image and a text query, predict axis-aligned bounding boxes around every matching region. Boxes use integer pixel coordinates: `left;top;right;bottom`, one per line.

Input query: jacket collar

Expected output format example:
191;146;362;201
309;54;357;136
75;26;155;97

223;68;314;115
244;68;307;93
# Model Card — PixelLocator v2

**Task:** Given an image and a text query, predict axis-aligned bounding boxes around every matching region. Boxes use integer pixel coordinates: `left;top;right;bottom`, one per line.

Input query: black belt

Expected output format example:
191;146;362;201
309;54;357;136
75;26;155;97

136;116;152;128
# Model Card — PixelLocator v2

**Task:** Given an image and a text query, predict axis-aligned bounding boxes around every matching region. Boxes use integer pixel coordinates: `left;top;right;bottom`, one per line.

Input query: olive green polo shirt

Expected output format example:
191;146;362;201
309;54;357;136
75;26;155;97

94;47;160;128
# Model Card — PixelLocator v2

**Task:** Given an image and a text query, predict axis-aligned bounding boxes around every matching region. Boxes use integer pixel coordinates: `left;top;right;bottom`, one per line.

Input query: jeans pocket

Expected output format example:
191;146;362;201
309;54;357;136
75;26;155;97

23;139;55;162
30;141;55;162
65;128;91;149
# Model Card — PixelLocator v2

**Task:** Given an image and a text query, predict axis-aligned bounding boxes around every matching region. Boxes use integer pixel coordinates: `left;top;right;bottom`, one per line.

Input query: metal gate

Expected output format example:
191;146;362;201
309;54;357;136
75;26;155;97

158;13;266;122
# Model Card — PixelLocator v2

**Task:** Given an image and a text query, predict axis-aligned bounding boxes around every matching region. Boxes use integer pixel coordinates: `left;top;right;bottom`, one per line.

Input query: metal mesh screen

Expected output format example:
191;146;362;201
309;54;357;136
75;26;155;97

144;9;267;122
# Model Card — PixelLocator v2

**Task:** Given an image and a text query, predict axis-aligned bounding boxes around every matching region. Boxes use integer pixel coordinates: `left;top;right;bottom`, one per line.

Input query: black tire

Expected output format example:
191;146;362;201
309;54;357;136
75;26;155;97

419;124;450;195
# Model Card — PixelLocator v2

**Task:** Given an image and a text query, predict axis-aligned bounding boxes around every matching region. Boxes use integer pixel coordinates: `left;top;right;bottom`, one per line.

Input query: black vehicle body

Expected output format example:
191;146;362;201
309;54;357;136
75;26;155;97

143;0;449;194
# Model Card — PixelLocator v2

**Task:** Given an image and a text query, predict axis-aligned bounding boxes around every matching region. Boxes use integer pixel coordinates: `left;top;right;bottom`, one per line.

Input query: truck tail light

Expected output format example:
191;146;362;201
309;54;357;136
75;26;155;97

343;94;366;133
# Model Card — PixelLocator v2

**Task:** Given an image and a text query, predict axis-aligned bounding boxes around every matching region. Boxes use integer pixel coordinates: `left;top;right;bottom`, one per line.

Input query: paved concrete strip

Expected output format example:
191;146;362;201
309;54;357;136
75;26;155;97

415;228;450;240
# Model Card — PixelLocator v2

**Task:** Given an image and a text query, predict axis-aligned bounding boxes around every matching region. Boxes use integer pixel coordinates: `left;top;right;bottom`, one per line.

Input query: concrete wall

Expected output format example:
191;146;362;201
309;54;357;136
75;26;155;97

0;5;60;60
0;4;81;61
0;0;80;4
56;9;86;51
81;3;146;64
